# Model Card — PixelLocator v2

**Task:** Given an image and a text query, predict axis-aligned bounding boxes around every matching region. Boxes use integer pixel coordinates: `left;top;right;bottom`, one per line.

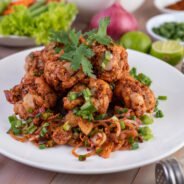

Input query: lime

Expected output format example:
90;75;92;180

119;31;152;53
150;41;184;66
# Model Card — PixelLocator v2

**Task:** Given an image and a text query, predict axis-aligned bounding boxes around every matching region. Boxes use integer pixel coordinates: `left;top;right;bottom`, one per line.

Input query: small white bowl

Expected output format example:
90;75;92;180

146;13;184;45
0;35;36;47
154;0;184;13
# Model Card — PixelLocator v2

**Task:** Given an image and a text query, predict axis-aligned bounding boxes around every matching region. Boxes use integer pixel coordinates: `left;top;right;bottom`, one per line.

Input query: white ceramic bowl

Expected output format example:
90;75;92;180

68;0;145;19
120;0;145;12
0;35;36;47
146;13;184;45
154;0;184;13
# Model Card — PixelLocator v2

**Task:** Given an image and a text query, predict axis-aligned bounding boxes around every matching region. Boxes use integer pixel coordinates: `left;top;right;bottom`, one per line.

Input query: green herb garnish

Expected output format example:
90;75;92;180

140;114;154;125
96;148;103;154
8;115;23;135
131;142;139;150
155;110;164;118
68;91;81;101
120;120;126;130
130;67;152;86
158;96;167;100
26;124;37;134
95;114;107;120
101;51;111;69
139;126;153;141
63;122;71;131
78;155;86;161
137;73;152;86
39;144;46;149
85;17;112;45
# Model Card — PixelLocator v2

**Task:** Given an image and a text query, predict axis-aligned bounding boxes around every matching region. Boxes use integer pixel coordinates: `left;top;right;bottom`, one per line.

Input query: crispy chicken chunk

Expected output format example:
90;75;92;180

91;43;129;82
41;42;64;63
5;75;57;119
52;127;72;145
114;75;156;117
25;51;44;77
63;78;112;114
44;60;85;91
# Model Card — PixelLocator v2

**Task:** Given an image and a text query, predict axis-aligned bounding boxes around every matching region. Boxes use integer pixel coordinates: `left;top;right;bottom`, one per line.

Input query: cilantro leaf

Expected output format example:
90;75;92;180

86;17;112;45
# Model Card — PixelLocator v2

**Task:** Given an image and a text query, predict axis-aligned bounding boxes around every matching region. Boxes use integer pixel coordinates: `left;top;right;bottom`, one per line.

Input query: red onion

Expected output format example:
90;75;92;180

89;2;138;40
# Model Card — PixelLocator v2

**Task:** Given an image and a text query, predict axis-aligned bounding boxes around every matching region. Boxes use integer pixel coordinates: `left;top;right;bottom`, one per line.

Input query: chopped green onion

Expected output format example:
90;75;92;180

138;126;153;141
84;140;89;147
42;122;49;127
35;113;41;118
128;137;134;144
42;112;52;120
82;88;92;101
140;114;154;125
158;96;167;100
96;148;103;154
27;108;33;113
116;108;128;114
95;114;107;120
130;67;137;78
27;124;37;134
26;117;33;124
40;127;47;137
54;47;62;54
137;73;152;86
131;142;139;150
78;155;86;161
101;51;111;69
39;144;46;149
120;120;126;130
63;121;71;131
112;116;119;121
154;100;159;112
68;92;79;101
155;110;164;118
130;115;136;120
8;115;23;135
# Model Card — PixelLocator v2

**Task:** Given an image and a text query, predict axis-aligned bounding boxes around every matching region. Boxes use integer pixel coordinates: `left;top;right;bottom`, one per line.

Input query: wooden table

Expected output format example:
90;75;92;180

0;1;184;183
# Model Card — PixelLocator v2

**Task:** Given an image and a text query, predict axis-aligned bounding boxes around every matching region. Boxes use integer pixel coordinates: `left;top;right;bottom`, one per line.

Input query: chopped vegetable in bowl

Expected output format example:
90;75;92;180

152;22;184;41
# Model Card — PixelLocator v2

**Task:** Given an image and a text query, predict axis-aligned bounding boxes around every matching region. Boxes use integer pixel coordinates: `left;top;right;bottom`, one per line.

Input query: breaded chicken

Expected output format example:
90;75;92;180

25;51;45;77
5;75;57;119
115;75;156;117
91;43;129;82
63;78;112;114
44;60;85;91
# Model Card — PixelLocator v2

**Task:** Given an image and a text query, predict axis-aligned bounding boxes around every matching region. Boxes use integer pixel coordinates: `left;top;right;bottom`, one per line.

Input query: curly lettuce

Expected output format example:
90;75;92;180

0;2;78;44
0;6;33;36
33;2;78;44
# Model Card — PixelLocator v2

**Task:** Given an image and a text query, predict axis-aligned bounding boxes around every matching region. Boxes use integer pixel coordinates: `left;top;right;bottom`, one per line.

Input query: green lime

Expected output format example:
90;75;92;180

119;31;152;53
150;41;184;66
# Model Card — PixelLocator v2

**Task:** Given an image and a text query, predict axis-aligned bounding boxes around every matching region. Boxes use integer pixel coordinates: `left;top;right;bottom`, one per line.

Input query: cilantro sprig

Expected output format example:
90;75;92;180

85;17;112;45
49;17;112;77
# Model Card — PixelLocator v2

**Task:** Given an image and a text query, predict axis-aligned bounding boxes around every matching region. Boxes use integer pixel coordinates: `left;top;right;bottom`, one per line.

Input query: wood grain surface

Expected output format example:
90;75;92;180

0;1;184;183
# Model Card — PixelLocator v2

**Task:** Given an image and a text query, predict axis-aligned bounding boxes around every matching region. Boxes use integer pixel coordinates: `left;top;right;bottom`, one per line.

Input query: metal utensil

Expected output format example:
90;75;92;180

155;159;184;184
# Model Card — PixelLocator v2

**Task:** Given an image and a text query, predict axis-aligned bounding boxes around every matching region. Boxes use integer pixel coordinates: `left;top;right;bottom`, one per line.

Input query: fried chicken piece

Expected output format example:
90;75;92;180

44;60;85;91
91;43;129;82
41;42;64;63
63;78;112;114
114;75;156;117
52;127;72;145
5;75;57;119
25;51;44;77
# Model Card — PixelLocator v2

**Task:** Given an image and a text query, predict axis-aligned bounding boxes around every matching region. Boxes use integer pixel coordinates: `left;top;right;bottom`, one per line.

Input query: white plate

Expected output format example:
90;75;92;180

0;35;36;47
154;0;184;13
146;13;184;45
0;48;184;174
